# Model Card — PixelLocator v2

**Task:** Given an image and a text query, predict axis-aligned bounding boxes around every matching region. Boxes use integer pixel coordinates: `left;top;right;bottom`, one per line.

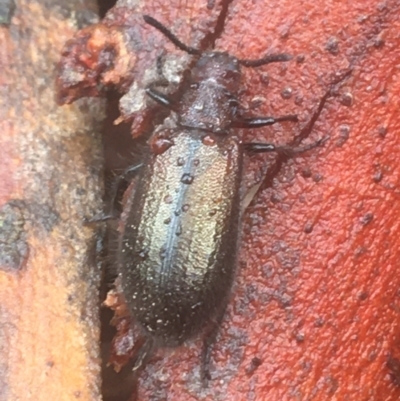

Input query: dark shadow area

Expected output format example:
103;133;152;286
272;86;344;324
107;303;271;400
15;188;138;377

99;85;152;400
98;0;117;18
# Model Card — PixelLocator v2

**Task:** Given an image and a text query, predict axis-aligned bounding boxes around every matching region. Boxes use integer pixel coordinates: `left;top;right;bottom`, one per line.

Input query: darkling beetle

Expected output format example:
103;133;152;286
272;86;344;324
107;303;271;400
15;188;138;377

113;14;328;383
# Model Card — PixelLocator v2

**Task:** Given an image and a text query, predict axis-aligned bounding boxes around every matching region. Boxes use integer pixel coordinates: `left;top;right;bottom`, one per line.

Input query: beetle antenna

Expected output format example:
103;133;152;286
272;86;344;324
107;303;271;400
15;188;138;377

239;53;292;67
143;15;201;56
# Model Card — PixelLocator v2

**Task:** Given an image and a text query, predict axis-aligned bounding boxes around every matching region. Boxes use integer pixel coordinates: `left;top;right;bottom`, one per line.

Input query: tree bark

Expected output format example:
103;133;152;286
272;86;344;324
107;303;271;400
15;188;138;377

0;1;104;400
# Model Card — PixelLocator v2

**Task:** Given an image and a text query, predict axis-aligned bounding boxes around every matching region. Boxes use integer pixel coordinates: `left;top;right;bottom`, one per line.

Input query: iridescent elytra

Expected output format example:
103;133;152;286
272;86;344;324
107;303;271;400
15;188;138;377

116;15;328;382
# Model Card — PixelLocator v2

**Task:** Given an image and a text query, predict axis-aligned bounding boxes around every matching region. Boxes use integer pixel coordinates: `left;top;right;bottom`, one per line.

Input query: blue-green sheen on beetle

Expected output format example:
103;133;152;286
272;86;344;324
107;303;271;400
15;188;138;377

117;15;327;382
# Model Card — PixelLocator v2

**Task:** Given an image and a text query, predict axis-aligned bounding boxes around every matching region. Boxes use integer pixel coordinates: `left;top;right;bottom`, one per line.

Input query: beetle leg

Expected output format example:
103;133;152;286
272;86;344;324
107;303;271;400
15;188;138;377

146;53;170;88
132;337;155;373
84;163;143;225
232;114;298;129
145;87;176;110
243;88;333;156
201;328;218;386
243;136;328;157
106;163;143;217
155;53;169;87
200;308;227;386
83;213;117;225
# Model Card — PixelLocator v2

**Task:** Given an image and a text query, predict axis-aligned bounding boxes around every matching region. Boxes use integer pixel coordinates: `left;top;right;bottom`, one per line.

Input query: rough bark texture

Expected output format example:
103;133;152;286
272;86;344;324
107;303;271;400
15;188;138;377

0;1;105;400
57;0;400;400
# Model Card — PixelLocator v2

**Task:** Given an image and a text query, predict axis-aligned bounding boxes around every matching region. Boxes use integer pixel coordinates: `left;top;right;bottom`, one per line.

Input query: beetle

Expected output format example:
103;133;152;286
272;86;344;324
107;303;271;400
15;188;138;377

115;15;328;382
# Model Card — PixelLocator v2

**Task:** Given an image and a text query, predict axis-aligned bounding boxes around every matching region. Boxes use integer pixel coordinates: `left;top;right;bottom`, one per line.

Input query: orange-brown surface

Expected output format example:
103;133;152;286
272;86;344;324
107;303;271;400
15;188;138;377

0;1;104;400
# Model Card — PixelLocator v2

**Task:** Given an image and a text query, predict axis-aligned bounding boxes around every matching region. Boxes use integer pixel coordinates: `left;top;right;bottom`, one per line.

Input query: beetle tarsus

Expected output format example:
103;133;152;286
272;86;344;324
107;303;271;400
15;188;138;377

244;135;328;157
132;338;154;373
83;213;117;225
200;337;214;387
233;114;298;129
200;310;227;387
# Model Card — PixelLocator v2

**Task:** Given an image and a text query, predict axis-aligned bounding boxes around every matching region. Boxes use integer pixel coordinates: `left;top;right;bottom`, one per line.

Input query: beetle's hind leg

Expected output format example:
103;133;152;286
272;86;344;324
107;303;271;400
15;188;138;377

132;337;155;373
200;307;227;386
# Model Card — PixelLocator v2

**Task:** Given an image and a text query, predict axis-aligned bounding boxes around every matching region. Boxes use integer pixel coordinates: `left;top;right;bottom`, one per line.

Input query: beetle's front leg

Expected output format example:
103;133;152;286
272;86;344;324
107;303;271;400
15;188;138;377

145;87;176;110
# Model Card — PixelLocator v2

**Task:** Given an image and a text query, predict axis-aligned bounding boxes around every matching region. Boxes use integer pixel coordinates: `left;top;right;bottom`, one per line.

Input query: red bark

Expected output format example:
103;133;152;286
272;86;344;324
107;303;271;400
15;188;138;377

57;0;400;400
